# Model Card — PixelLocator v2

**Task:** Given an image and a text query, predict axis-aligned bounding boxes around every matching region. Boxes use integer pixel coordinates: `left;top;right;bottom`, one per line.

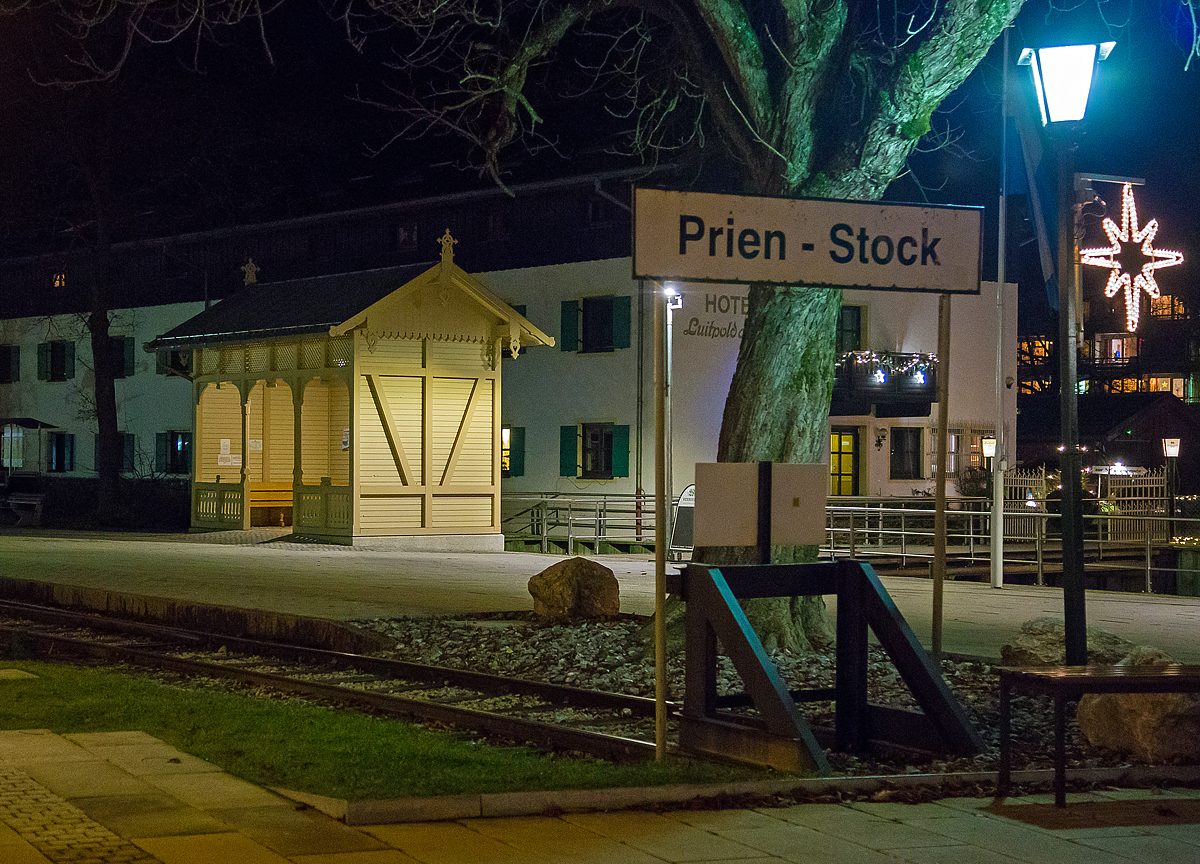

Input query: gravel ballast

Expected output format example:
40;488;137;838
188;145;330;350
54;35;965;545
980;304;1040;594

354;612;1197;779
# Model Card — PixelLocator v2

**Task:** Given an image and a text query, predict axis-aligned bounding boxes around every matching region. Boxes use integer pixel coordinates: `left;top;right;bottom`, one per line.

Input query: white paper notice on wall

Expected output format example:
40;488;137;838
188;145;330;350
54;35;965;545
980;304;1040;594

232;455;242;467
342;428;350;451
217;454;232;466
249;439;263;451
693;463;827;547
220;438;231;456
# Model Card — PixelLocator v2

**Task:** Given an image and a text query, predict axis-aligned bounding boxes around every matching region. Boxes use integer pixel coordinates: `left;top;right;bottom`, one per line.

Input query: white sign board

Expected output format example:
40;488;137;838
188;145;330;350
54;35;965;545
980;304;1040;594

634;188;981;294
693;463;827;547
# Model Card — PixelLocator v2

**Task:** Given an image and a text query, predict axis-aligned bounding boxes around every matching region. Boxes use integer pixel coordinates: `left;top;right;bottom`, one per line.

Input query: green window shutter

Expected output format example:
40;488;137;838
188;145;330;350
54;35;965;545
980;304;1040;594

560;300;578;351
64;341;75;379
612;296;632;349
509;427;525;477
123;433;135;472
560;425;578;476
65;434;75;472
94;434;100;472
612;424;630;477
156;433;168;473
123;337;135;377
37;343;49;380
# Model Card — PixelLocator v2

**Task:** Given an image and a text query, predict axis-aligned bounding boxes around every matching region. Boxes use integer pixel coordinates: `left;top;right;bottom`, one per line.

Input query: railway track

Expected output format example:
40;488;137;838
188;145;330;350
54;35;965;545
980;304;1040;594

0;600;673;763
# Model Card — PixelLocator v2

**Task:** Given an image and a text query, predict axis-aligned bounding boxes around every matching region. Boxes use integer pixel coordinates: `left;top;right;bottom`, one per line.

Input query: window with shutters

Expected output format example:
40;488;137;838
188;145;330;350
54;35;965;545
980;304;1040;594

108;336;136;379
1;426;22;469
890;426;923;480
835;305;863;354
559;295;632;353
37;340;75;382
559;422;630;480
156;431;193;475
0;345;18;383
501;426;525;478
48;432;74;473
95;433;136;473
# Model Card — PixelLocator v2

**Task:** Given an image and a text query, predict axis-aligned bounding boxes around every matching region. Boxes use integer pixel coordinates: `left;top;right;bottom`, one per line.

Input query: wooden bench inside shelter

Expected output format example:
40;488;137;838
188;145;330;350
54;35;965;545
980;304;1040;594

1;474;47;528
247;482;294;527
998;664;1200;807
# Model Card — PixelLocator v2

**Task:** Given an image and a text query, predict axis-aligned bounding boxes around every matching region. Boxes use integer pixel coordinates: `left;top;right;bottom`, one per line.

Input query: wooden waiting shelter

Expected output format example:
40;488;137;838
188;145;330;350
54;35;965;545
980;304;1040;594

146;232;553;547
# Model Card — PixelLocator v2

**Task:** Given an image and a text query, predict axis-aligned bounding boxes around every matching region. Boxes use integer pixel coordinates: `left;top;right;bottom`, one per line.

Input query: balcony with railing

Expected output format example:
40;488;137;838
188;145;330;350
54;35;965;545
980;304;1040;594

831;351;938;416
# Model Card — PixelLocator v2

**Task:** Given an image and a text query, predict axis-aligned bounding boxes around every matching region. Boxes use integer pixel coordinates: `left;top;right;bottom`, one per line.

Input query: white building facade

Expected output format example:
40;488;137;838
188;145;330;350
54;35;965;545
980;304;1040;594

493;259;1017;502
2;255;1016;517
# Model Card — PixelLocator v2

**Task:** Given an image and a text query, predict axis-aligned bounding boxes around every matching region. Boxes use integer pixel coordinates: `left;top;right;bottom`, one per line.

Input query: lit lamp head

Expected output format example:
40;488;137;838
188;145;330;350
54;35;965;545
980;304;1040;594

663;282;683;310
982;437;997;459
1018;40;1115;125
1163;438;1181;458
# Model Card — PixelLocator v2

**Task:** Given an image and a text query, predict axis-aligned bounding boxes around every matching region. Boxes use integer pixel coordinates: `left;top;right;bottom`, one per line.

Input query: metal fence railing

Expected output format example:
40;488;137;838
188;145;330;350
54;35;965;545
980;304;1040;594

500;491;1200;595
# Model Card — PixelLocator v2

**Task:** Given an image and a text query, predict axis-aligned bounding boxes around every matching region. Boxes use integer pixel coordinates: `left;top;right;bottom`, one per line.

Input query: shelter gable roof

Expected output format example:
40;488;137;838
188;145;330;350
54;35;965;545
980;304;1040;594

330;258;554;350
145;257;552;353
146;263;431;350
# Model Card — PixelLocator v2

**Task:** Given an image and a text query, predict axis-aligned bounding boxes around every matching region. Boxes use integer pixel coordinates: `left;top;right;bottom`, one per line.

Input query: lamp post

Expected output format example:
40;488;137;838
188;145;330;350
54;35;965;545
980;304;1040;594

653;281;682;761
983;435;1004;585
1019;38;1114;666
1164;438;1180;539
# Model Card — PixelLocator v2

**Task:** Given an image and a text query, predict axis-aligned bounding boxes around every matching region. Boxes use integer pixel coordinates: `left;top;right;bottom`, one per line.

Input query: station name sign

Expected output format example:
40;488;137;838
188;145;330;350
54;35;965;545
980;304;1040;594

633;188;982;295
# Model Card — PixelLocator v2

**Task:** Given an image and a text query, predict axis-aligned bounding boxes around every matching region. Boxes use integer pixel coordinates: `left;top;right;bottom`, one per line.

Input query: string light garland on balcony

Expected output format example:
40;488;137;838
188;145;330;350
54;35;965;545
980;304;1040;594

844;350;938;376
1079;183;1184;332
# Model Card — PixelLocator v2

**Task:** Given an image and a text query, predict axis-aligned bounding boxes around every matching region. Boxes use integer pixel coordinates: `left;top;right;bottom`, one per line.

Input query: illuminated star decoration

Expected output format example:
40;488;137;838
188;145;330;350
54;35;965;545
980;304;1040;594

1080;183;1183;332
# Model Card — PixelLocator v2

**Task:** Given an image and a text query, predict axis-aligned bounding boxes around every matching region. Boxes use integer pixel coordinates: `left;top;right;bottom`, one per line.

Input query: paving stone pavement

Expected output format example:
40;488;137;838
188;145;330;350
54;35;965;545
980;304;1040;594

0;726;1199;863
0;765;160;864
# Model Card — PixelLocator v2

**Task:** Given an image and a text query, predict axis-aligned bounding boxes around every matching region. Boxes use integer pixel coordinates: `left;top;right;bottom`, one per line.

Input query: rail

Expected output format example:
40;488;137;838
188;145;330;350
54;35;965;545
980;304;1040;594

501;492;1200;595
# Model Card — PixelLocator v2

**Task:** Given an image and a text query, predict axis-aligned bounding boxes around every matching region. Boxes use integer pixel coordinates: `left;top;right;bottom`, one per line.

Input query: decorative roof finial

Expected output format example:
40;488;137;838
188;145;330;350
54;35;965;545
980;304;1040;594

439;229;458;265
242;258;259;285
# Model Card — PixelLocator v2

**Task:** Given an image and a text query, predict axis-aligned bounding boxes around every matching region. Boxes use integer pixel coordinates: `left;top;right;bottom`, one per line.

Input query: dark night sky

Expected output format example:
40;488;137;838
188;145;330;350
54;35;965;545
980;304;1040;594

894;2;1200;334
2;0;1197;327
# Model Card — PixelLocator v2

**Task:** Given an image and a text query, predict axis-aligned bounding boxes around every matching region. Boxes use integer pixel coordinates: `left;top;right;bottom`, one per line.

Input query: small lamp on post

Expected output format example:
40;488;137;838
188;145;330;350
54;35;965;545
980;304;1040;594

982;435;1003;588
1018;37;1114;666
1164;438;1180;538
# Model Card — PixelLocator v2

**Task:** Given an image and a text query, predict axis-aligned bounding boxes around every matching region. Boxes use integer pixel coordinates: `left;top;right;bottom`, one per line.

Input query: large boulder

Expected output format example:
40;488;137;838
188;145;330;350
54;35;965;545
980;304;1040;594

528;557;620;623
1076;646;1200;761
1000;617;1135;667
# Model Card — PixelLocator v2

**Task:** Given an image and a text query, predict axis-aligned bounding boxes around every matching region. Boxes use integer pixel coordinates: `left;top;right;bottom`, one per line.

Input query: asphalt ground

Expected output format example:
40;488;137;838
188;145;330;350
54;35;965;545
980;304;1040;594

1;528;1199;661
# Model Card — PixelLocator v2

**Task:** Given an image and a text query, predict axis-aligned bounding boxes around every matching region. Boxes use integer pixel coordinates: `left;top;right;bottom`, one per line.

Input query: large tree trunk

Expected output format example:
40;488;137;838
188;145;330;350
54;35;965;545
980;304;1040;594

81;155;122;521
693;283;843;653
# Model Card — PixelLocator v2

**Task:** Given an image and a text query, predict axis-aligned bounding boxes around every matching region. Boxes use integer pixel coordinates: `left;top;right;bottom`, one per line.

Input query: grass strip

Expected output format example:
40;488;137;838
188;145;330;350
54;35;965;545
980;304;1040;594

0;660;768;800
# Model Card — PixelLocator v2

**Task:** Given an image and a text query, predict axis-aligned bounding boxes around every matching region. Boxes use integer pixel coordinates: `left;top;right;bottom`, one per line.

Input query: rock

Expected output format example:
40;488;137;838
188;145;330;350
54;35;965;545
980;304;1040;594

999;617;1135;667
1076;646;1200;761
528;557;619;623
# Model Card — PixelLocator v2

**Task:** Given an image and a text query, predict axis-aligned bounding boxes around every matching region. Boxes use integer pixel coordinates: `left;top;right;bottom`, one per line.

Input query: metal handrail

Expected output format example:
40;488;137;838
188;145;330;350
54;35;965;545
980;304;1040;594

500;491;1200;594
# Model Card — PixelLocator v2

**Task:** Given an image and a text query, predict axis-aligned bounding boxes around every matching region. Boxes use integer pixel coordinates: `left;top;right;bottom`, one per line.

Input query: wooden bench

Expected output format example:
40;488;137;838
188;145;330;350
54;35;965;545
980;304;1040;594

998;664;1200;807
1;474;46;528
247;482;294;527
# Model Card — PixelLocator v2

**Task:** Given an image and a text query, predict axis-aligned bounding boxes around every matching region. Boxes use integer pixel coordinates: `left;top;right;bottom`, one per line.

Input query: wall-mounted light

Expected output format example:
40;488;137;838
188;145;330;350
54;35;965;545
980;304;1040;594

982;437;997;459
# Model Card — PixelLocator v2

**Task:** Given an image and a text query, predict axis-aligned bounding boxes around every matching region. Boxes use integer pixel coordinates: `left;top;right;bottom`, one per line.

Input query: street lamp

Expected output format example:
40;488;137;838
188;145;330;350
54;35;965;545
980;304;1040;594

982;435;997;466
653;280;682;761
1164;438;1180;538
1019;38;1114;666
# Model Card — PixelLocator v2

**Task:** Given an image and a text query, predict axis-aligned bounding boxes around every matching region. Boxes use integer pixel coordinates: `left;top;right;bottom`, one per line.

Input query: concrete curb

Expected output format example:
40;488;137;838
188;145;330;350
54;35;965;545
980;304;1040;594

0;575;389;654
273;764;1200;826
